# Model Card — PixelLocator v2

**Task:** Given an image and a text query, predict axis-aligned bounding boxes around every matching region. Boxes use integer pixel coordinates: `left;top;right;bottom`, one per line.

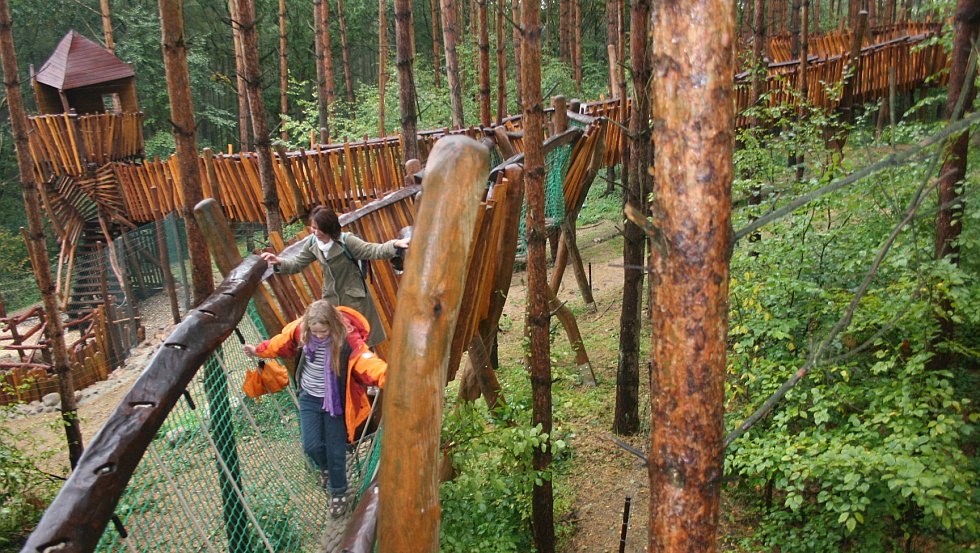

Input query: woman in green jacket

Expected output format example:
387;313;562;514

261;206;409;346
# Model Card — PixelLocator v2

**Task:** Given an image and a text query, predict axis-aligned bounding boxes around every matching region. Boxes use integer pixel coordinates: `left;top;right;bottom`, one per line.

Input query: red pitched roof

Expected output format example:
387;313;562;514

34;31;134;91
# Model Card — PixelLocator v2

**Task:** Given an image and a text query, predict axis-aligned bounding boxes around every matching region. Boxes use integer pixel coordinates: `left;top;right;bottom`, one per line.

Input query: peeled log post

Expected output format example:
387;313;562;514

649;0;734;550
0;0;83;467
160;0;214;307
194;198;284;337
376;136;488;553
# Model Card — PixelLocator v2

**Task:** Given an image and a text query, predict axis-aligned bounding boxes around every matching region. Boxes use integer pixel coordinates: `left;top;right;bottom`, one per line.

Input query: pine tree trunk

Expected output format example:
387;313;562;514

495;0;507;123
229;0;252;149
279;0;288;140
395;0;419;160
441;0;465;128
573;0;582;90
100;0;122;113
160;0;215;307
512;0;522;107
337;0;355;103
649;0;733;547
521;0;554;550
606;0;618;96
478;0;491;125
321;0;337;109
931;0;979;370
612;0;650;438
0;0;84;467
313;0;330;142
430;0;442;88
751;0;766;124
379;0;388;137
236;0;283;233
559;0;569;61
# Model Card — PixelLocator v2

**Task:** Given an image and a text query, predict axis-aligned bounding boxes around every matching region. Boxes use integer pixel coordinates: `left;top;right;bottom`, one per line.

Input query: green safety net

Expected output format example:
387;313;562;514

96;301;381;552
516;141;573;258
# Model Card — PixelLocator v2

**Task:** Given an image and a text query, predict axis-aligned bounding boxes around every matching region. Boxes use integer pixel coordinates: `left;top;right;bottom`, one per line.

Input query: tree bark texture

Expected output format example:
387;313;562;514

160;0;215;307
478;0;491;126
441;0;465;128
511;0;522;108
379;0;388;137
235;0;282;233
376;137;489;553
613;0;651;437
935;0;979;264
0;0;84;467
313;0;329;142
229;0;252;149
278;0;288;140
649;0;734;549
395;0;419;160
521;0;555;550
750;0;766;125
931;0;979;371
573;0;582;89
606;0;618;97
495;0;507;123
430;0;442;88
337;0;355;103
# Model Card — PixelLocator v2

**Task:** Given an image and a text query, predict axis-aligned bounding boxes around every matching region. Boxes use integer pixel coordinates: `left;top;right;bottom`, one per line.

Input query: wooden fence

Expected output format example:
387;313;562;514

27;111;144;181
0;302;118;406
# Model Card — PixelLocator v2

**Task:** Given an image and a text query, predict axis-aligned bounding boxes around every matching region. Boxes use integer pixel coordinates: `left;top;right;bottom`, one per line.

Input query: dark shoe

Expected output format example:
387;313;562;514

330;494;348;519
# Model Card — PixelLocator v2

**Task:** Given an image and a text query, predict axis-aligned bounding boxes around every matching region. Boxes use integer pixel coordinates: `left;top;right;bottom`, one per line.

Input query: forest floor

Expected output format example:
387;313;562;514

3;214;739;551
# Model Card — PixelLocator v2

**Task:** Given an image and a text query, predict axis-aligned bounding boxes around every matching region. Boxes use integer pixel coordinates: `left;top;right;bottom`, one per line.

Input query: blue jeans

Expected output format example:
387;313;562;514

298;391;347;495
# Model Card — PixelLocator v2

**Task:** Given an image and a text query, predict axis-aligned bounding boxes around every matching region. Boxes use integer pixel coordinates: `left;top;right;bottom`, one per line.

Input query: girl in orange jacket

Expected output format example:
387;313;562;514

243;300;386;518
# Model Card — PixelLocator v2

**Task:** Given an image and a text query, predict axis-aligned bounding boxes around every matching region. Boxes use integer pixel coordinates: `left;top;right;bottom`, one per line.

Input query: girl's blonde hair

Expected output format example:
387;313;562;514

299;300;347;376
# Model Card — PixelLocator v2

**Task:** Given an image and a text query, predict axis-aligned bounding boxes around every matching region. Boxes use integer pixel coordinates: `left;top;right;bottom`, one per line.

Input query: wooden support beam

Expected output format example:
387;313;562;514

377;136;489;553
193;198;284;336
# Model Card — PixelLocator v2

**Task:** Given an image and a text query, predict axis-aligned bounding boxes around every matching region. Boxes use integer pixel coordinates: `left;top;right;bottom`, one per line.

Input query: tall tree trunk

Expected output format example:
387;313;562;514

337;0;355;103
395;0;419;160
322;0;337;108
0;0;84;467
559;0;569;61
478;0;491;125
512;0;522;107
521;0;554;550
430;0;443;88
160;0;215;307
279;0;288;140
650;0;733;548
100;0;122;113
236;0;283;233
931;0;979;370
751;0;766;124
612;0;650;437
495;0;507;123
573;0;582;90
379;0;388;137
313;0;330;142
606;0;618;96
229;0;252;149
441;0;465;128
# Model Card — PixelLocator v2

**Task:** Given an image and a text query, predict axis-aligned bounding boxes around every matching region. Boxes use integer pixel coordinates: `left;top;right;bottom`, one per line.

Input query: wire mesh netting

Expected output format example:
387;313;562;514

516;142;573;258
95;303;380;552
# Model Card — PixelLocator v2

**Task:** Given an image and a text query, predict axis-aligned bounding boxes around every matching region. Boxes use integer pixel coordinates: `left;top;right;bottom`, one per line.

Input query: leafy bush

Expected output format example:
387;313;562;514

725;103;980;551
439;401;566;552
0;413;58;551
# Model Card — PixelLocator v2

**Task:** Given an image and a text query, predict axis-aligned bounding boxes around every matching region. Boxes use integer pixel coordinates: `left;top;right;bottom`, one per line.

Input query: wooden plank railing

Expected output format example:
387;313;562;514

27;112;144;181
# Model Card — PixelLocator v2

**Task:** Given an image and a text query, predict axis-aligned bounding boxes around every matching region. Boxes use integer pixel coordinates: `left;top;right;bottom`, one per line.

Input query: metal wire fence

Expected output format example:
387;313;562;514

93;304;379;552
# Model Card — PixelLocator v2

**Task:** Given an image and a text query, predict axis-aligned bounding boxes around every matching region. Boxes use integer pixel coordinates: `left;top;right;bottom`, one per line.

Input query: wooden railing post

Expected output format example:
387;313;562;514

193;198;284;336
377;136;489;553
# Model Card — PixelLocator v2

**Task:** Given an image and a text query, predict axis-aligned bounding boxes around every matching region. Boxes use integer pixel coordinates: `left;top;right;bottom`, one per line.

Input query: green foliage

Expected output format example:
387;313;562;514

439;400;566;552
726;99;980;550
0;412;57;551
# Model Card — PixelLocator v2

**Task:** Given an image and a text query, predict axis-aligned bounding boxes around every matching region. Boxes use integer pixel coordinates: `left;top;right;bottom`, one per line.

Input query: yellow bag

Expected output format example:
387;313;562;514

243;359;290;398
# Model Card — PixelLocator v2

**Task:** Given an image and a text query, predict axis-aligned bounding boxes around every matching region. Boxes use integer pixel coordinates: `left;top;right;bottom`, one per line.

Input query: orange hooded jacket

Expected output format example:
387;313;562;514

252;306;386;442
